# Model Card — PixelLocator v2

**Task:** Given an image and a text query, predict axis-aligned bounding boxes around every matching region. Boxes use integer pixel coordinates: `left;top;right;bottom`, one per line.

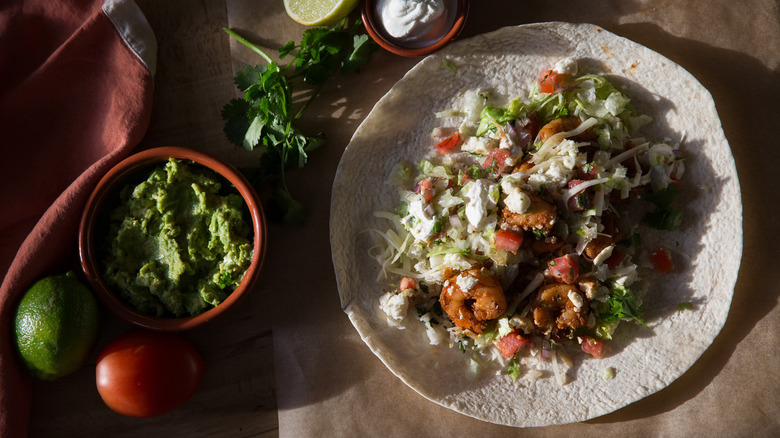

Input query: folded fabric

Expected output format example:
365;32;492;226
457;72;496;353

0;0;156;435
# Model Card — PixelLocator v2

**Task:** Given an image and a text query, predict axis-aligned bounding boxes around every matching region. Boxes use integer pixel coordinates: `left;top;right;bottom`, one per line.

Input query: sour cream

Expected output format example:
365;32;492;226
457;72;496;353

464;179;489;229
375;0;456;48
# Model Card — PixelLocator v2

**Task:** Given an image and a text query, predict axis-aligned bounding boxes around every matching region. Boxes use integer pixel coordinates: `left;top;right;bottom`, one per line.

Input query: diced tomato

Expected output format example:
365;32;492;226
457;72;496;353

548;254;579;284
566;180;592;212
604;250;624;270
435;132;462;154
419;178;435;203
495;229;523;254
578;162;597;180
580;337;604;359
497;331;533;359
650;248;674;274
399;277;418;292
539;70;559;94
481;148;512;175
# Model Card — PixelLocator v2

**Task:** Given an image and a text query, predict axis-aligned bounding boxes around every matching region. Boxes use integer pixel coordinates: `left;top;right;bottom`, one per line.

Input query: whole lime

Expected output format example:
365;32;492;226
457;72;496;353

13;272;100;381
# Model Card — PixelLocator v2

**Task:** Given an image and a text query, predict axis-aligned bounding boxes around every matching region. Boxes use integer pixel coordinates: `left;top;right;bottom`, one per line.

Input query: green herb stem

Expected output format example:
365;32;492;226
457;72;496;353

223;27;273;64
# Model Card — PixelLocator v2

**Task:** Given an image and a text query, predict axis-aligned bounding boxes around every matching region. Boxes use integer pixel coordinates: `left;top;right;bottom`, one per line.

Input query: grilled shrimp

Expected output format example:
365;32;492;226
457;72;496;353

536;116;596;142
439;269;507;334
500;194;557;234
532;283;589;335
584;209;622;259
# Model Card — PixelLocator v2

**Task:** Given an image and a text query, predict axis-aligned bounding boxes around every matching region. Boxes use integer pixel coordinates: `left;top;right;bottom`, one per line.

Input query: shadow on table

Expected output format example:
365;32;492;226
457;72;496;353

588;22;780;424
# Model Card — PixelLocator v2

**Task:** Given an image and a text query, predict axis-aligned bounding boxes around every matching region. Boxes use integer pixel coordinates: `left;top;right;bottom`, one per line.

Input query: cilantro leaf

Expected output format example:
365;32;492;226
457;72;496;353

596;283;647;329
274;187;307;226
221;99;251;146
647;182;680;209
233;64;265;91
644;208;682;231
221;25;376;225
341;34;378;73
218;272;233;289
643;183;682;230
676;302;692;312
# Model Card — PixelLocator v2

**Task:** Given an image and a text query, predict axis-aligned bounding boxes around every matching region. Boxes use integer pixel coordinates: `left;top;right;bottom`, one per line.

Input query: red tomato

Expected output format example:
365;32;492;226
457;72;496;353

567;179;592;211
539;70;559;94
495;229;523;253
96;330;205;418
578;162;597;180
481;148;512;175
418;178;435;203
650;248;674;274
548;254;579;284
399;277;418;292
580;337;604;359
604;249;624;270
497;331;533;359
435;132;462;154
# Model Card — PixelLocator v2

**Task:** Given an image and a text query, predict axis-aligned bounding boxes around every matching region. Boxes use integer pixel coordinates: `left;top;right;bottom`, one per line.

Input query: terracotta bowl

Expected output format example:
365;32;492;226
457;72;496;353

361;0;469;57
79;147;267;331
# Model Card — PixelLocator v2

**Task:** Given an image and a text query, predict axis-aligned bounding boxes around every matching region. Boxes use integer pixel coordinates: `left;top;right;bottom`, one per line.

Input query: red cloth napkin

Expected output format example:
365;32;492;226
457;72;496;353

0;0;155;435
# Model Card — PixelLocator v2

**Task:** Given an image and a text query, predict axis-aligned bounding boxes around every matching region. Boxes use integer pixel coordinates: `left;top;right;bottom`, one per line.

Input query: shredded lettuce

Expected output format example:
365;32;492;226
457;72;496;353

475;98;526;136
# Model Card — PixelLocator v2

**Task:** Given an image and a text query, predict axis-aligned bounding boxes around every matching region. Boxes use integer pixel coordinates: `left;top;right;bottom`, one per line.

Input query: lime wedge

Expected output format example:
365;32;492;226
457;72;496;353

283;0;359;26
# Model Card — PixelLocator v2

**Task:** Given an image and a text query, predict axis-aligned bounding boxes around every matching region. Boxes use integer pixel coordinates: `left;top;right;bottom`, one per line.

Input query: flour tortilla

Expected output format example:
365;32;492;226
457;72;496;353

330;22;741;427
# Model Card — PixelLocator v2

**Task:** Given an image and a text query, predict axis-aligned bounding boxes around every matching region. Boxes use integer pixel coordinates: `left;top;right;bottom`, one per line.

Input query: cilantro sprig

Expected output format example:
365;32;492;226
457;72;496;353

222;22;377;225
594;283;647;339
643;182;682;231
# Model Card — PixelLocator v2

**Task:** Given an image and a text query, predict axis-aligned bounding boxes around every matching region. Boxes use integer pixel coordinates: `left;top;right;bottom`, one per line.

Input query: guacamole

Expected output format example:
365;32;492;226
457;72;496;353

103;158;253;317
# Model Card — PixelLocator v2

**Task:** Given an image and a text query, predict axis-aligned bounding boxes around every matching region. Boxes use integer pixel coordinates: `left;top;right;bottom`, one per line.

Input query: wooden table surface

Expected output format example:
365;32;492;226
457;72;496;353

29;1;279;436
26;0;780;436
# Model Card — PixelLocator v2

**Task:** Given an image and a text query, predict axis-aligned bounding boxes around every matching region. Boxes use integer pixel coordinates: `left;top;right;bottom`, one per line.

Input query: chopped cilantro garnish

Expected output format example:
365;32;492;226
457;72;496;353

676;302;692;312
217;272;233;289
507;357;521;381
583;162;595;174
644;183;682;231
597;283;647;329
466;165;486;180
443;59;457;73
644;208;682;231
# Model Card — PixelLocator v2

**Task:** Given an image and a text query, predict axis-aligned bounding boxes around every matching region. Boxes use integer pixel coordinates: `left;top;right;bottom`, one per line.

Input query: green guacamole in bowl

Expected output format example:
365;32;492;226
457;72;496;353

102;158;253;318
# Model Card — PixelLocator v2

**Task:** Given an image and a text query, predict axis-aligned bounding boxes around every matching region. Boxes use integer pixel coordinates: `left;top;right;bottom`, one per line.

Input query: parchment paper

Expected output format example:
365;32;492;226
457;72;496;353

225;0;780;435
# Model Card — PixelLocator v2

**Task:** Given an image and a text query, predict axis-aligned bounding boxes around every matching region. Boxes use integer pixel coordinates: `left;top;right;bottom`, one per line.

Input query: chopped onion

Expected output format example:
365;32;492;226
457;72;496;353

562;177;610;210
605;142;649;168
541;341;551;362
448;214;462;228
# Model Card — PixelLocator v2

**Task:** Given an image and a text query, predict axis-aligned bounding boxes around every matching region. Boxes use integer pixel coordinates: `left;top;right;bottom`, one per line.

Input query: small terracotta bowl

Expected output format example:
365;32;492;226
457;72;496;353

79;147;267;331
361;0;469;57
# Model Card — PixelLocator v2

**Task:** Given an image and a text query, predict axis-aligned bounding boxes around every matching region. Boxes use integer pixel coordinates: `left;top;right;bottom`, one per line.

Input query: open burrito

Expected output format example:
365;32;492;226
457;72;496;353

331;22;741;427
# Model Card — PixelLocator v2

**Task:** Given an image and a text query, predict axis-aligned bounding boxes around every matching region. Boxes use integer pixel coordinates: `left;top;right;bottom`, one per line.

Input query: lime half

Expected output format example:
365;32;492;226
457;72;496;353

283;0;359;27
